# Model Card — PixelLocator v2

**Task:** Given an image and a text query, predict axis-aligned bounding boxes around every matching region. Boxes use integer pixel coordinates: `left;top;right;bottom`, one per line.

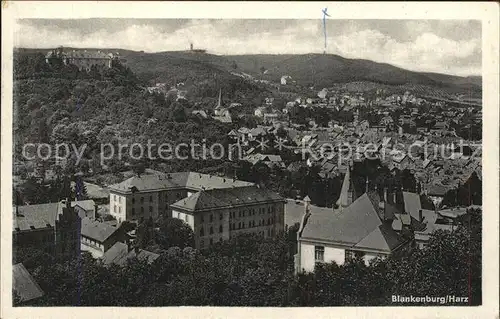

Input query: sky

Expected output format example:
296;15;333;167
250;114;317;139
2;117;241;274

14;19;481;76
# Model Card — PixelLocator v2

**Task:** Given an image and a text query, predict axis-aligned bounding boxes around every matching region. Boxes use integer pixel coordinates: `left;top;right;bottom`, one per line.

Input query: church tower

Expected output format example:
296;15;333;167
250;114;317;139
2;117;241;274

54;198;81;260
336;162;356;210
54;177;81;260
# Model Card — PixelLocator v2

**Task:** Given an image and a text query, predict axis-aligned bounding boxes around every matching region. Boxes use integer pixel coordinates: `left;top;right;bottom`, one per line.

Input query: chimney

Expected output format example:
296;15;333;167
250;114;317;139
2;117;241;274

419;209;423;222
393;188;397;204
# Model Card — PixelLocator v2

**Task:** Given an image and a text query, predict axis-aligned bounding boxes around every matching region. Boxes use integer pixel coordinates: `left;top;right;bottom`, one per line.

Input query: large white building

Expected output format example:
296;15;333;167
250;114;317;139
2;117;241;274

294;167;425;273
108;171;254;223
171;185;286;250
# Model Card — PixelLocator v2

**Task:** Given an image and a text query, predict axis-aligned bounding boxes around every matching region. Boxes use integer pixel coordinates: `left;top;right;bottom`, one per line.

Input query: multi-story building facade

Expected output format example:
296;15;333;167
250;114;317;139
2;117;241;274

170;185;286;250
108;171;254;223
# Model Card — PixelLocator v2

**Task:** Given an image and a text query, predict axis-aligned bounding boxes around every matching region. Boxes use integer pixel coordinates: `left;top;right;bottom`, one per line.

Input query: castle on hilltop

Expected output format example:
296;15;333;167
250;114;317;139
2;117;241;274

45;46;120;72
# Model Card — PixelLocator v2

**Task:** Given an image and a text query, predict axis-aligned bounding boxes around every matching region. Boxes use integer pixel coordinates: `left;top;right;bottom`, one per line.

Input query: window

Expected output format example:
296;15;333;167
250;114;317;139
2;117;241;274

242;222;245;229
176;193;181;199
132;208;135;215
150;195;153;202
140;197;144;203
200;227;204;237
149;206;153;212
268;207;271;214
200;239;204;248
238;222;241;230
345;250;355;262
114;206;117;213
141;207;144;213
210;214;213;222
114;194;117;201
201;215;204;223
219;213;223;220
315;246;325;262
132;198;135;204
259;220;262;226
210;226;214;235
209;238;213;245
219;225;223;233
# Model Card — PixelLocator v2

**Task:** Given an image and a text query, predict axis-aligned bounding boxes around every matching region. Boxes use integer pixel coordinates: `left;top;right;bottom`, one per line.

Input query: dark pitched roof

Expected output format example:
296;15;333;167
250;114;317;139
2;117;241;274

14;203;58;231
13;263;44;302
81;218;120;243
102;242;160;266
284;199;331;228
171;186;284;212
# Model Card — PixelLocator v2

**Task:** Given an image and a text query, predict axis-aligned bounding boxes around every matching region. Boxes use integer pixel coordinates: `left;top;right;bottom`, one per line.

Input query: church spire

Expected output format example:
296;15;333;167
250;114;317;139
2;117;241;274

336;163;353;209
215;88;222;109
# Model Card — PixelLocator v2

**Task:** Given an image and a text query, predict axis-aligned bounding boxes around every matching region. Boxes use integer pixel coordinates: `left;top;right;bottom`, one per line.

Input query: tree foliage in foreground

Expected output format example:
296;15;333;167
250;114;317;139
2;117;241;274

19;209;481;306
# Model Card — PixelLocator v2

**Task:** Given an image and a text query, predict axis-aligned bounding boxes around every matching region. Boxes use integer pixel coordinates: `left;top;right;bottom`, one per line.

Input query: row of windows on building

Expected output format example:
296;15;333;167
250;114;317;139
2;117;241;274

229;217;275;230
199;225;223;237
314;246;365;263
82;236;103;250
200;212;223;223
228;206;278;219
199;217;277;237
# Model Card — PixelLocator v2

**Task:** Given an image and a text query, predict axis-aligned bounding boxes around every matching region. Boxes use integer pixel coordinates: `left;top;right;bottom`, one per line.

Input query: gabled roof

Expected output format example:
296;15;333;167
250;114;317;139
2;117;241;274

14;203;59;231
14;200;89;231
13;263;44;302
354;224;405;252
301;193;407;253
81;218;120;243
402;192;422;220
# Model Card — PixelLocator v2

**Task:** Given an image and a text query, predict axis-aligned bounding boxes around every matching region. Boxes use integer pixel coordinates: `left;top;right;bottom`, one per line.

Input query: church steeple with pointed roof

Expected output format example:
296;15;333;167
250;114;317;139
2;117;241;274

336;162;355;209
